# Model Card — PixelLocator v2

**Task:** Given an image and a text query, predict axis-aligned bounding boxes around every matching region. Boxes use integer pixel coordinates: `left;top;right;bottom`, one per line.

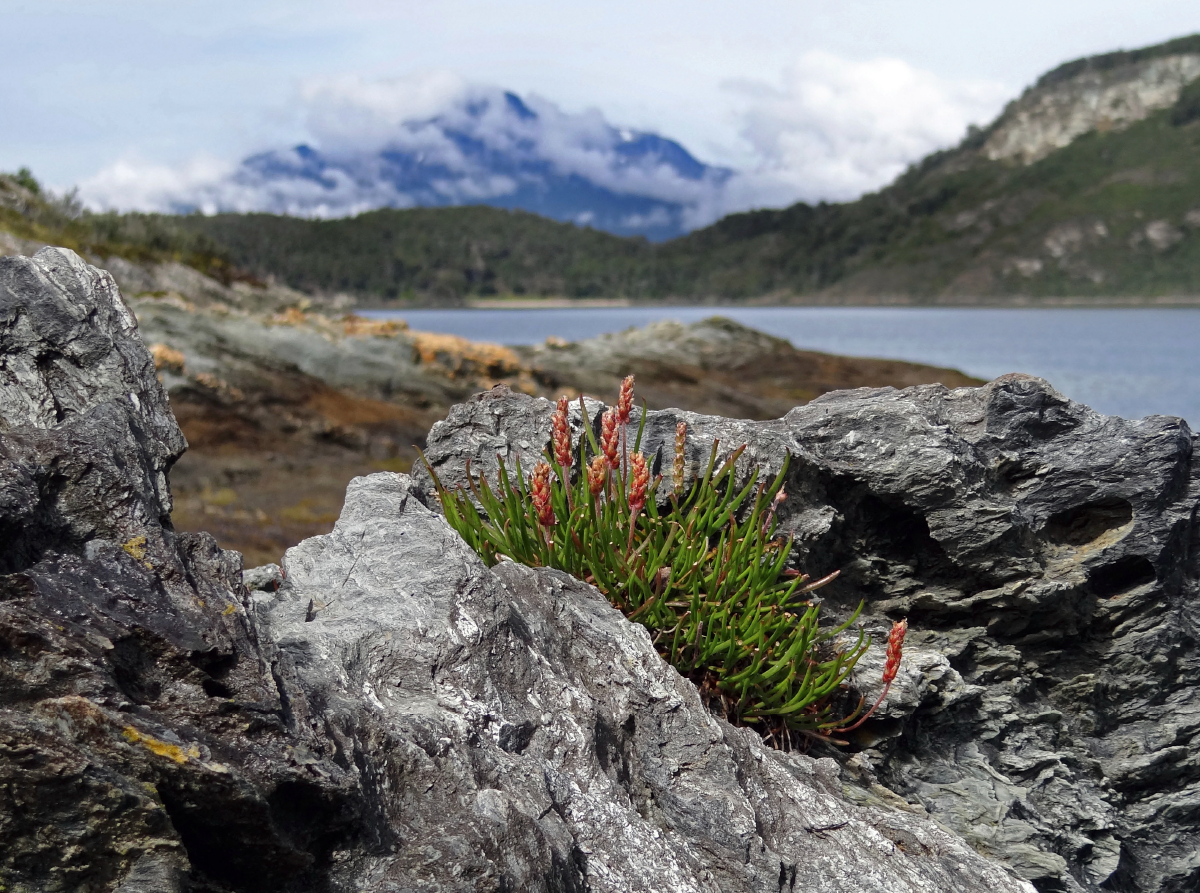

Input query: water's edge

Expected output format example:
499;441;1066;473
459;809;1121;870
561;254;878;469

361;306;1200;427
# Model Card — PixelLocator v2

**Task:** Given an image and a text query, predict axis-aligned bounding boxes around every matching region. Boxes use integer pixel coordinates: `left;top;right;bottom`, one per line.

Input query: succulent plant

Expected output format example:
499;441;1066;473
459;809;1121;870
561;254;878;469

422;378;890;741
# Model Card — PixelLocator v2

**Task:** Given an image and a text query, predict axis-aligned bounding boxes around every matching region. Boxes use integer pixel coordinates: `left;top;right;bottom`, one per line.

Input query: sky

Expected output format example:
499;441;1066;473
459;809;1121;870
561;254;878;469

4;0;1200;221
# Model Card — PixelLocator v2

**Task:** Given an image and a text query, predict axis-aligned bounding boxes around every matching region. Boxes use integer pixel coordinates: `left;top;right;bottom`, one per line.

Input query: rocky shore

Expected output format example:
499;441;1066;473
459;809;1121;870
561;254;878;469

2;247;1197;892
0;236;980;565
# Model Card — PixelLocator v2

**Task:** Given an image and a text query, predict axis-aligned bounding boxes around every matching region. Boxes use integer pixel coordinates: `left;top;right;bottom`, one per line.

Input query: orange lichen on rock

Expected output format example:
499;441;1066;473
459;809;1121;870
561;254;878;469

122;726;201;765
269;306;311;328
193;372;245;402
150;342;186;374
409;330;539;393
340;314;409;338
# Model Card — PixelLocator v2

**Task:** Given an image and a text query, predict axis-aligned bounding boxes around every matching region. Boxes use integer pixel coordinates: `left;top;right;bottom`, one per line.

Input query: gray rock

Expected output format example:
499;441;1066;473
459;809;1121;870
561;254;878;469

0;248;1036;892
0;249;358;892
415;382;1200;893
243;562;284;592
263;471;1034;893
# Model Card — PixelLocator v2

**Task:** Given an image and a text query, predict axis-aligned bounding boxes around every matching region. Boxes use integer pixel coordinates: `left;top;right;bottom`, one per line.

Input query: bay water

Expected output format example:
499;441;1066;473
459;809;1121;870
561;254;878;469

360;306;1200;428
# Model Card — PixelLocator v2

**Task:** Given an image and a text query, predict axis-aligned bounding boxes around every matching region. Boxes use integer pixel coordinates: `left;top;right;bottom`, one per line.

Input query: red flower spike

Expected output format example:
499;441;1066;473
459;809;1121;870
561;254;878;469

588;455;608;496
552;396;572;470
882;618;907;685
601;410;620;468
531;462;555;528
830;617;908;735
616;375;635;424
629;452;649;516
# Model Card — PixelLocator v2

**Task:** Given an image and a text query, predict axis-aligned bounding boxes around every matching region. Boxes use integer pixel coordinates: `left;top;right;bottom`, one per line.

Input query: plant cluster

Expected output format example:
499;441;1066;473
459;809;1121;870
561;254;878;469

424;377;905;743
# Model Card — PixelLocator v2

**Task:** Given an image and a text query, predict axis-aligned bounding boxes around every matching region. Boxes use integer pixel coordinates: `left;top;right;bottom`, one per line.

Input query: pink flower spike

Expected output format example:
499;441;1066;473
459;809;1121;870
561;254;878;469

617;375;635;424
588;455;608;496
531;462;555;529
882;619;908;685
552;396;572;470
601;409;620;468
628;452;649;516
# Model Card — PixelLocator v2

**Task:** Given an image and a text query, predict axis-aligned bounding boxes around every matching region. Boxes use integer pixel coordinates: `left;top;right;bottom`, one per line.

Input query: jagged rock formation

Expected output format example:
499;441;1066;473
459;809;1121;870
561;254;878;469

416;381;1200;893
0;255;1042;890
983;51;1200;163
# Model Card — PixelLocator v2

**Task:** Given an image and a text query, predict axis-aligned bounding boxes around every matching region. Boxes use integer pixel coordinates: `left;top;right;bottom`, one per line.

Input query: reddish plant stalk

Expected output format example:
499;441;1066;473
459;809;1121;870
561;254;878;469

762;487;786;535
616;375;635;424
552;396;572;469
552;395;573;511
832;619;907;734
628;452;649;516
601;409;620;472
616;375;634;481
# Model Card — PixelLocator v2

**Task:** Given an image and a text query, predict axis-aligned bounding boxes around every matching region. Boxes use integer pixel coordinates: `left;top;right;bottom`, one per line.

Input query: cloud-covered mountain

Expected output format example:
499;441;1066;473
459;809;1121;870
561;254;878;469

148;81;734;241
80;61;1006;239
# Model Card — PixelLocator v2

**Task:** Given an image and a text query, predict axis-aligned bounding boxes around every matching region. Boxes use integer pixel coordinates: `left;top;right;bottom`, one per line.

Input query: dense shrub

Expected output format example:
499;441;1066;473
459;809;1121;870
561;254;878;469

424;379;907;744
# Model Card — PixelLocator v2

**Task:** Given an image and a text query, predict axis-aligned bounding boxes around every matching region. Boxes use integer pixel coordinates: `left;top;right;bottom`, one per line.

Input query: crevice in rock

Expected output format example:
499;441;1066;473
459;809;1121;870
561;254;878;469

1089;556;1157;597
1044;498;1133;546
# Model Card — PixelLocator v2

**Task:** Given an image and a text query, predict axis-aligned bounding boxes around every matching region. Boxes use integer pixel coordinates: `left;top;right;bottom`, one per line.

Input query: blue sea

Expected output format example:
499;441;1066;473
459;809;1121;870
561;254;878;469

360;306;1200;429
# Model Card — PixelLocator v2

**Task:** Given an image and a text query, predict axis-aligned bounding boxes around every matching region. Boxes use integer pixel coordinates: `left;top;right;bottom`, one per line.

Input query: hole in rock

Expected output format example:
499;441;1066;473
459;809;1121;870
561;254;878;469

201;677;233;698
158;787;309;890
1044;498;1133;547
593;715;633;787
1089;556;1156;597
499;720;537;754
268;778;354;856
110;636;162;704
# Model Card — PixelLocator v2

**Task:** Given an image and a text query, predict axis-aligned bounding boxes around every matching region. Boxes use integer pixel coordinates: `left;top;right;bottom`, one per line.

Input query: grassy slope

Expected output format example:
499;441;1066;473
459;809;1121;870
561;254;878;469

0;172;259;290
656;81;1200;299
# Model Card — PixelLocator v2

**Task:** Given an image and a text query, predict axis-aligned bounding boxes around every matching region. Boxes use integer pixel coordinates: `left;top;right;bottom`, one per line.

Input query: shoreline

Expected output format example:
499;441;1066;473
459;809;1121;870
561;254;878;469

350;294;1200;311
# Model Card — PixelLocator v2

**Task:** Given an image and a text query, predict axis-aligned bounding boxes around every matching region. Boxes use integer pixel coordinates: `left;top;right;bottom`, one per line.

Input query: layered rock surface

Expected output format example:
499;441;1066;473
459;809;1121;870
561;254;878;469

983;51;1200;164
0;256;1039;890
416;381;1200;893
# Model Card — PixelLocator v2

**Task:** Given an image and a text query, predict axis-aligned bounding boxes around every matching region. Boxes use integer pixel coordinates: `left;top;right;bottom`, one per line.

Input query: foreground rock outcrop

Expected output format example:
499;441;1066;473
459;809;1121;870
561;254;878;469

416;381;1200;893
0;257;1041;890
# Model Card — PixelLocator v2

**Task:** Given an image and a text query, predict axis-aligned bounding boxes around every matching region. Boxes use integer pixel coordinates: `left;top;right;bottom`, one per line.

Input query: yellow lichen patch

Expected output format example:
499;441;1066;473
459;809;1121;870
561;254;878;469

341;314;408;338
149;343;185;374
410;331;522;376
222;603;238;616
122;726;201;765
269;306;310;328
192;372;245;402
121;535;147;561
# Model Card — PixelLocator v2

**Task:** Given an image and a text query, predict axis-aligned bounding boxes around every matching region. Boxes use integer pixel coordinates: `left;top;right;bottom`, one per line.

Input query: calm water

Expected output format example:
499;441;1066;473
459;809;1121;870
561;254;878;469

360;306;1200;428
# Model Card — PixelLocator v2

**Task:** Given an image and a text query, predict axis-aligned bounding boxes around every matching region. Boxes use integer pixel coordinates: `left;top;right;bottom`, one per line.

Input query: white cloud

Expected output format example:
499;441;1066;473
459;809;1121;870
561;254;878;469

713;51;1010;214
81;156;237;213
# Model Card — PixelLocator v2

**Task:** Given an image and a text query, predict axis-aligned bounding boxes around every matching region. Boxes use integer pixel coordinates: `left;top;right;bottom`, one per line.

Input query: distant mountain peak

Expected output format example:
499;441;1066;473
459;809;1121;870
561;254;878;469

217;85;732;240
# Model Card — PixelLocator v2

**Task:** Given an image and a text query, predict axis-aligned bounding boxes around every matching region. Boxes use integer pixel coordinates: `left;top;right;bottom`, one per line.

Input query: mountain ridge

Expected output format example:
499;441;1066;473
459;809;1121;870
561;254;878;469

173;88;732;241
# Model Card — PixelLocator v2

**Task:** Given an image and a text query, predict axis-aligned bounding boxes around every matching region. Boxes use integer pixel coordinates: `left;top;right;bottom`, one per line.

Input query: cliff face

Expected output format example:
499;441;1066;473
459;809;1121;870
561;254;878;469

983;52;1200;164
